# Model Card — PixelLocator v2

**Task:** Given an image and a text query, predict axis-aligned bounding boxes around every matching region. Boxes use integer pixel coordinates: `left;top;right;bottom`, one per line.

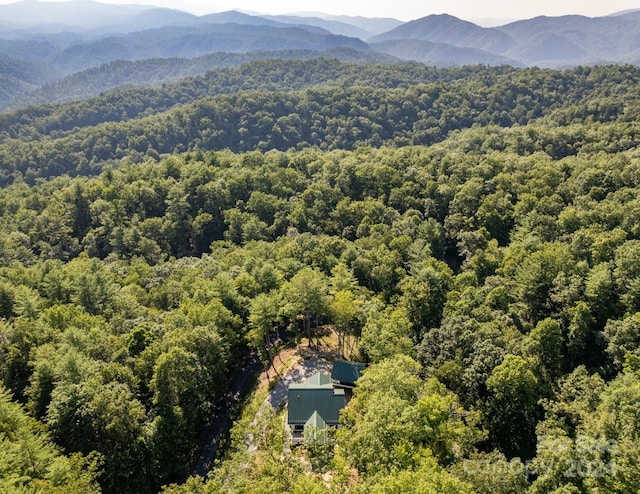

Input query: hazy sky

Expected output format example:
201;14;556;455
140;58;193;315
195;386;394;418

4;0;640;21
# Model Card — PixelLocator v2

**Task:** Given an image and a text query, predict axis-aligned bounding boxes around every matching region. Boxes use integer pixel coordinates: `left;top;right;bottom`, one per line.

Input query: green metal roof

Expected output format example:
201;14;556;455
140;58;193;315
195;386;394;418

305;411;328;443
290;372;336;390
331;360;367;387
287;373;346;425
305;411;327;430
307;372;332;386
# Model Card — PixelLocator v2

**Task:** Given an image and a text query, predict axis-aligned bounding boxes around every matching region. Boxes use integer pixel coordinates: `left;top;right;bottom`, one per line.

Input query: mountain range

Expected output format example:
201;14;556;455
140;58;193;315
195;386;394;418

1;0;640;111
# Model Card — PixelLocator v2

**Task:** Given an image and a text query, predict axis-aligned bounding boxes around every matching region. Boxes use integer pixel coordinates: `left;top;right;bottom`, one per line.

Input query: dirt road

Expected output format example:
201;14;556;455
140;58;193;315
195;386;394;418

191;354;262;477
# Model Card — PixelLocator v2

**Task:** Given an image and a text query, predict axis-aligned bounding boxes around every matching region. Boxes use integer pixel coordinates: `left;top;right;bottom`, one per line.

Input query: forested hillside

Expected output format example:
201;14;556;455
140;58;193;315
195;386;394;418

7;50;395;110
2;60;640;493
2;61;640;186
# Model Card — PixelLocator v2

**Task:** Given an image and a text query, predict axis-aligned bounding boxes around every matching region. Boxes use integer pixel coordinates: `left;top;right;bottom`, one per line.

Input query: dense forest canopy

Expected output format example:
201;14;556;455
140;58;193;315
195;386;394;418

0;61;639;186
2;59;640;493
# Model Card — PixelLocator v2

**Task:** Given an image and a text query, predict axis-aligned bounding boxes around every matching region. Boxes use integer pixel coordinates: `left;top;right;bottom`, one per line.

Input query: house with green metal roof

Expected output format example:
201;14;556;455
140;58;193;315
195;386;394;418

331;359;367;389
287;371;346;443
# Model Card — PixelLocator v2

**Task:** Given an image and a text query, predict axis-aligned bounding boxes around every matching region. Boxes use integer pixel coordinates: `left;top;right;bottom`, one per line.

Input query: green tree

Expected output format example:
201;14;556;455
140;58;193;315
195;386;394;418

359;305;413;362
329;289;360;358
566;301;602;369
515;243;575;323
530;318;564;380
398;259;453;341
604;313;640;371
0;282;15;319
357;455;474;494
339;356;482;475
0;385;101;494
248;292;282;377
280;267;328;347
485;354;542;459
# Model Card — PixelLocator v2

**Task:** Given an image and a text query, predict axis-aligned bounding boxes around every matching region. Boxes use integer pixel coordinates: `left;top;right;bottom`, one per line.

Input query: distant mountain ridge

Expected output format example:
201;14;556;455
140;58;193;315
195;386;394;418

7;49;398;110
609;8;640;16
53;24;368;71
287;12;403;36
370;14;515;51
1;0;638;70
261;15;371;39
0;0;152;29
1;0;640;111
370;39;520;67
372;11;640;67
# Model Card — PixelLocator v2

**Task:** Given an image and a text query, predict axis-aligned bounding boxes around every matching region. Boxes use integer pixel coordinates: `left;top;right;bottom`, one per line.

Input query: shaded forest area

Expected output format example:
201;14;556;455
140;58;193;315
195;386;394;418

2;61;640;493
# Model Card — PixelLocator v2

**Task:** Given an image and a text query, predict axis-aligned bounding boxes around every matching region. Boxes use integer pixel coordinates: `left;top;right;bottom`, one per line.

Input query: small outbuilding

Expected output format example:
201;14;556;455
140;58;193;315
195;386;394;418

331;359;367;389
